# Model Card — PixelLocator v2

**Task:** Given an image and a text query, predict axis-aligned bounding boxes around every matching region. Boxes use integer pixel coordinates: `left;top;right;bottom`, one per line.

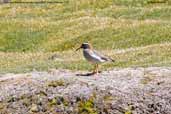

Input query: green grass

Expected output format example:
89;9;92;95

0;0;171;73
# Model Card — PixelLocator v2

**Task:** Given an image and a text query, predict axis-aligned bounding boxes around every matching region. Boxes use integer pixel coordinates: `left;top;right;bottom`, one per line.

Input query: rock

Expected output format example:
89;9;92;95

0;68;171;113
30;104;39;112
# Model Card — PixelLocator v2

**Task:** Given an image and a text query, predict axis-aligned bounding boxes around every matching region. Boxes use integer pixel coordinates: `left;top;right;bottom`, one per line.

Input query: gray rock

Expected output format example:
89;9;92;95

0;67;171;113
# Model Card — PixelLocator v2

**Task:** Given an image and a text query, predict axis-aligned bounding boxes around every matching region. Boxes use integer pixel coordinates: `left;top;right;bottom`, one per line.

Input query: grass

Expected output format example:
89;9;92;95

1;43;171;73
0;0;171;73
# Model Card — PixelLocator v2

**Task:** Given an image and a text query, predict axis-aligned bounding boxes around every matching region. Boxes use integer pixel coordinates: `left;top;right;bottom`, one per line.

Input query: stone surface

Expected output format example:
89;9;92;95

0;67;171;113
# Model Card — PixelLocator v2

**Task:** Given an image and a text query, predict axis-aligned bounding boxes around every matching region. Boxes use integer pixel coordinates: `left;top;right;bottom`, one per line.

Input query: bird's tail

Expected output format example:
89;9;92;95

101;56;115;62
107;58;115;62
111;58;115;62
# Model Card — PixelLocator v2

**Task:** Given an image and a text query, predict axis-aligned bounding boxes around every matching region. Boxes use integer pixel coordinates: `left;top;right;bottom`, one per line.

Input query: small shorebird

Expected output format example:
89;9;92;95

76;43;115;74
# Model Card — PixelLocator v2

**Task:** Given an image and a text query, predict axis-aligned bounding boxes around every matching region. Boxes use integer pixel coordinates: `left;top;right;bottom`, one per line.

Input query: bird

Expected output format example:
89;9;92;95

76;43;115;74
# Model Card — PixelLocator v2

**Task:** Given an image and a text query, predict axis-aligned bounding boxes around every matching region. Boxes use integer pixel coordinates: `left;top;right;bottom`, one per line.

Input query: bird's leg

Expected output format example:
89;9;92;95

92;64;98;74
92;64;100;75
92;64;97;74
96;64;99;74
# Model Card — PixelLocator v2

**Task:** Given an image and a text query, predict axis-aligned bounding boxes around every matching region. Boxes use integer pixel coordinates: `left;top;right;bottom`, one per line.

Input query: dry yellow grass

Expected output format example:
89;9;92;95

1;43;171;73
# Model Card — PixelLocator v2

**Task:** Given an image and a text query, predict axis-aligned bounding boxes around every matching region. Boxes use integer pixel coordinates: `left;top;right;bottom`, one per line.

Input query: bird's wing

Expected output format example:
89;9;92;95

93;50;115;62
88;50;104;61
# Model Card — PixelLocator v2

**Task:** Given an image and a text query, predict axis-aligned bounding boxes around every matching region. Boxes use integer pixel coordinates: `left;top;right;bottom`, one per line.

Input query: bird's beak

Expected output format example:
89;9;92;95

76;46;81;51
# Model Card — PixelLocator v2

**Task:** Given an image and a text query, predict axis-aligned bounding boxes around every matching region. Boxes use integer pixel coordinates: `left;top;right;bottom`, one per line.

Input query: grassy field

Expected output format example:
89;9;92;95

0;0;171;73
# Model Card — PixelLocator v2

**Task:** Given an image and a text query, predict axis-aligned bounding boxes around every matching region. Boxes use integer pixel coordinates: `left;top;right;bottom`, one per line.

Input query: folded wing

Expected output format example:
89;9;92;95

93;50;115;62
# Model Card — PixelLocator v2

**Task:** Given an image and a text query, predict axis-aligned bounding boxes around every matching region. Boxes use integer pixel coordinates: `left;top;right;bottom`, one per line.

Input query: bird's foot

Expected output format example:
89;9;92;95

92;72;98;75
98;71;102;73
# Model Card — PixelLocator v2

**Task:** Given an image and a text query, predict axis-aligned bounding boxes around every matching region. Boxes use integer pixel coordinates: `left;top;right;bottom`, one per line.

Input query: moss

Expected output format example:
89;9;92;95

22;98;31;107
48;96;69;107
125;111;132;114
63;99;69;106
104;95;114;101
78;97;97;114
49;98;57;106
47;80;65;87
37;90;48;96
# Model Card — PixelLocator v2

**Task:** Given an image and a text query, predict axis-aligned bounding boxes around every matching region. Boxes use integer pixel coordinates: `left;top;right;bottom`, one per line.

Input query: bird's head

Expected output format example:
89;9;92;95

76;43;91;51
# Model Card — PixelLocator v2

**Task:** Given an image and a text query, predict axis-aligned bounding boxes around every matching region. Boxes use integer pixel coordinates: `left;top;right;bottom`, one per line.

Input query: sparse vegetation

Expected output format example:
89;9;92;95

78;96;97;114
0;66;171;113
48;80;66;87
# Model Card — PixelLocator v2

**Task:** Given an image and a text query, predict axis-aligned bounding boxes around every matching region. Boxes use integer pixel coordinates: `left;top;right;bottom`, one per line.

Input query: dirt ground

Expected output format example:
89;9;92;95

0;67;171;114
